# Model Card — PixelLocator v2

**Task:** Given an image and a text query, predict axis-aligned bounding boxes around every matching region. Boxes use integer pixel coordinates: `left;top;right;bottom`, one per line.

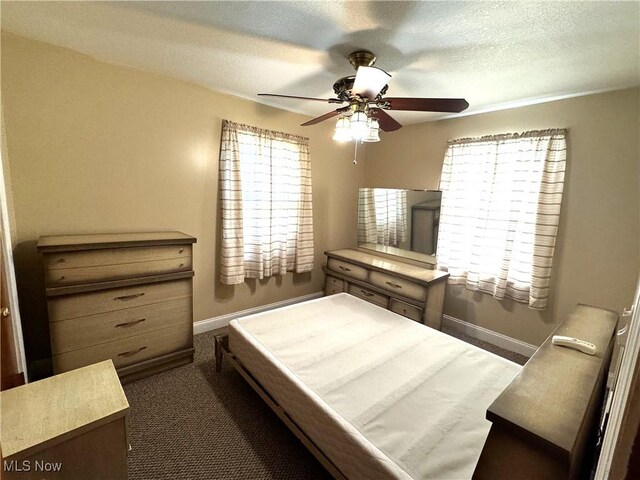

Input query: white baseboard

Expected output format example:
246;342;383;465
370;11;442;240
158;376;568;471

193;292;324;335
442;314;538;358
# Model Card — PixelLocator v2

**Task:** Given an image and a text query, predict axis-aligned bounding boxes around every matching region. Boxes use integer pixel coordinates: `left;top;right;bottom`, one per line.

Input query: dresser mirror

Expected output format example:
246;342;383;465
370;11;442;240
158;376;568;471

357;188;441;265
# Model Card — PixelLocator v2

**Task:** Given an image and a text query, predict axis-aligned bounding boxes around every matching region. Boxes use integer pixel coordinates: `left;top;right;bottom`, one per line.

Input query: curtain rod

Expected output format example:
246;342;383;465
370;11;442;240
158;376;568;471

448;128;567;145
222;119;310;144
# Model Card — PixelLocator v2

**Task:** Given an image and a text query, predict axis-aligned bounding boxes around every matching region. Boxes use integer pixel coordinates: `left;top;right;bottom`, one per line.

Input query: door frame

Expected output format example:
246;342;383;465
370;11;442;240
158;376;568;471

595;277;640;478
0;110;28;383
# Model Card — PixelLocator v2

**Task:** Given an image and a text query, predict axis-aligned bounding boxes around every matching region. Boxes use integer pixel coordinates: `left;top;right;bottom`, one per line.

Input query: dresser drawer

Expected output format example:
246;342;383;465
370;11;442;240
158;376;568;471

348;284;389;308
326;275;344;289
389;299;423;322
48;279;192;322
44;245;192;286
370;271;427;302
53;324;192;372
50;297;192;355
325;284;343;296
327;258;368;281
44;245;192;270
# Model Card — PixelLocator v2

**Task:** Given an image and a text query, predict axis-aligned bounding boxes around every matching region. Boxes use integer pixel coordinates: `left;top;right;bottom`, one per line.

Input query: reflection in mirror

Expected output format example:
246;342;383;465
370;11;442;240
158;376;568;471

357;188;441;264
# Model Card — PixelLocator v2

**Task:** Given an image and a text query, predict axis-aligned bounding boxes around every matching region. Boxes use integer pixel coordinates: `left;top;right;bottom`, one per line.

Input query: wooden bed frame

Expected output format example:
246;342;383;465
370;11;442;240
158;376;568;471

215;303;618;480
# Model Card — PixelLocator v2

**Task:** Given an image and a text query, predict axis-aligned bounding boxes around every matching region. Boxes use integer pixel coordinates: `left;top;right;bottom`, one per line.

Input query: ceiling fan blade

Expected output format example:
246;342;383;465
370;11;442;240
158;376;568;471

370;109;402;132
258;93;343;104
301;107;350;127
384;97;469;113
352;66;391;100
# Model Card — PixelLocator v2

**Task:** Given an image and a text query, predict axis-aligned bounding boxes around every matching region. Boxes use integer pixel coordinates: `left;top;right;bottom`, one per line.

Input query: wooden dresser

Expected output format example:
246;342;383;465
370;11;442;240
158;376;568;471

1;360;129;479
37;232;196;383
323;248;449;329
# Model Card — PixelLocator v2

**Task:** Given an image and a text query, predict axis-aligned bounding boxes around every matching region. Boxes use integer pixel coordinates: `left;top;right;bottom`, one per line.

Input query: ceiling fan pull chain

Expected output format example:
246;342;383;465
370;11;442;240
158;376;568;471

353;142;358;165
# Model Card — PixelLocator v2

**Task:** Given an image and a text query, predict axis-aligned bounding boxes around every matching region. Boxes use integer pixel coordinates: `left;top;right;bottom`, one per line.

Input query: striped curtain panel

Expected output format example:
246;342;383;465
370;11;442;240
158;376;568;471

437;129;566;309
374;189;408;247
357;188;377;244
219;120;314;285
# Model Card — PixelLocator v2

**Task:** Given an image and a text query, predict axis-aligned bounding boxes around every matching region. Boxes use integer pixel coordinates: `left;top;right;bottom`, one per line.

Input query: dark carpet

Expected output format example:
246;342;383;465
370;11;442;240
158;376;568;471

124;324;529;480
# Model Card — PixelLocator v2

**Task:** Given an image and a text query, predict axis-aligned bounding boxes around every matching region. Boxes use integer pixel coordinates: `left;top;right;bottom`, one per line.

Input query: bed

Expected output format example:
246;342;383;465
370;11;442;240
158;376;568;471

219;293;520;479
215;293;617;480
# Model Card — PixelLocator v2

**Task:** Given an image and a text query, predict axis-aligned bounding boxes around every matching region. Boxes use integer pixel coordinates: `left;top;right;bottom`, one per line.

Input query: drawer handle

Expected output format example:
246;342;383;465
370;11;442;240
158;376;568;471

360;289;374;297
115;318;146;328
114;293;145;301
338;266;351;272
179;263;185;268
58;258;65;263
386;281;402;289
179;248;184;254
118;346;147;358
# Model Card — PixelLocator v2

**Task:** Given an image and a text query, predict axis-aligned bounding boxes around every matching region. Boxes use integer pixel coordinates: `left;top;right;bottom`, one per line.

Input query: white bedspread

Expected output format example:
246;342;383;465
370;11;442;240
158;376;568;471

229;293;521;480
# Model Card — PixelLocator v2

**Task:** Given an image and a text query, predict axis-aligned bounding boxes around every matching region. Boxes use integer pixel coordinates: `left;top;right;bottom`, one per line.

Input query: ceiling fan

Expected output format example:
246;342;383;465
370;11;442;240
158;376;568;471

258;50;469;142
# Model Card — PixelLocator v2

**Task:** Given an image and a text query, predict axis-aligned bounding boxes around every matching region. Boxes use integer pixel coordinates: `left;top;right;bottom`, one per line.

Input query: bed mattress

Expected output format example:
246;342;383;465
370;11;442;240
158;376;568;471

229;293;521;480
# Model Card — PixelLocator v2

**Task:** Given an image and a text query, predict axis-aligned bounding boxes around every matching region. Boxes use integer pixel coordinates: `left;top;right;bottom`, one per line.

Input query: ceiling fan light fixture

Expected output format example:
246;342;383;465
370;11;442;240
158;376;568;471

363;118;380;143
332;116;353;142
350;110;369;140
352;66;391;100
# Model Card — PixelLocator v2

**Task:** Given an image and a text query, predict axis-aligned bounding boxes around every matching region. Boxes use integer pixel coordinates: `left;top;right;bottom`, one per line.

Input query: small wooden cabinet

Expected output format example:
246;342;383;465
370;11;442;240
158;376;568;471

0;360;129;479
37;232;196;383
323;249;449;329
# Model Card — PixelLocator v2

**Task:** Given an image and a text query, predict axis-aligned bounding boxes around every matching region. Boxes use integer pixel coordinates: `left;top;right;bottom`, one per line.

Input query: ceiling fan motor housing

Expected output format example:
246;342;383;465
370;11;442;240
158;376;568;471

331;51;384;102
332;78;389;104
333;76;355;101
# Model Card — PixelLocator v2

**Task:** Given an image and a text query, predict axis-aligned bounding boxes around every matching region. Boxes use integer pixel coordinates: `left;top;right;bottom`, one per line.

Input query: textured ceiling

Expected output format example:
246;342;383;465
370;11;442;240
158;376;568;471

1;1;639;125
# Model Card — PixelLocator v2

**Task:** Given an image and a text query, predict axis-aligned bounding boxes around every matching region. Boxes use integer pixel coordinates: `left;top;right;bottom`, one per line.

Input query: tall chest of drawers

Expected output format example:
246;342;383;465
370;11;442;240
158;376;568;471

37;232;196;383
324;249;449;330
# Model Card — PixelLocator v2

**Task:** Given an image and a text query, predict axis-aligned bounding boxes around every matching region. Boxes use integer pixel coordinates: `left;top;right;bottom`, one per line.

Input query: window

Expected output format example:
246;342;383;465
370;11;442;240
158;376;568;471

219;120;313;285
436;129;566;309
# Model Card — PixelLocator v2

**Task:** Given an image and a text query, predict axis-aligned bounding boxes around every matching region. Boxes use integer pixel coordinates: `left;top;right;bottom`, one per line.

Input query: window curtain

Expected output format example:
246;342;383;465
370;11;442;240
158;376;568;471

357;188;377;244
374;189;407;247
357;188;408;247
219;120;313;285
437;129;566;309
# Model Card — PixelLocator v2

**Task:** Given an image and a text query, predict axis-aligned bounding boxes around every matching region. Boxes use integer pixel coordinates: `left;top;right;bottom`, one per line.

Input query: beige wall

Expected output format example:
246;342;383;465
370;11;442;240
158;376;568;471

0;33;364;324
365;88;640;345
